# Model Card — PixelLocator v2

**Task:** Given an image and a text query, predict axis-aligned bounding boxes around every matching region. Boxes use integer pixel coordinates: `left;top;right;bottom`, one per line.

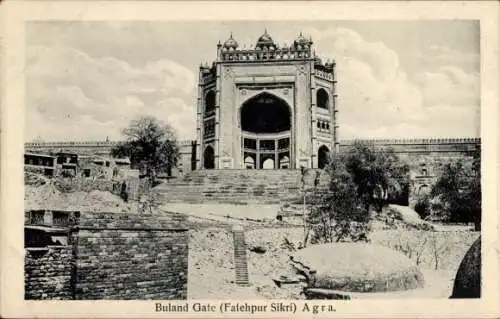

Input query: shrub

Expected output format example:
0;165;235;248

430;153;481;230
306;142;408;244
414;196;431;220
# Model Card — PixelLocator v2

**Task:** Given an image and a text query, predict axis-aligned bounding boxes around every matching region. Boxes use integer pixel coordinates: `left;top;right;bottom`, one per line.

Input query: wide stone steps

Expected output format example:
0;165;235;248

154;169;330;205
233;229;249;286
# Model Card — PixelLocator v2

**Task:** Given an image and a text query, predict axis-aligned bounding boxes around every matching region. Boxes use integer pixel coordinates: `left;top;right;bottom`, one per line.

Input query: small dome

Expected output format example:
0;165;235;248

256;29;275;49
223;33;238;49
294;32;312;48
294;32;308;44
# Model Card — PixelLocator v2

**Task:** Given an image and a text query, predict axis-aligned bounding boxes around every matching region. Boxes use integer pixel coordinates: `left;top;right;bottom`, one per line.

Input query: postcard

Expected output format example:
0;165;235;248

1;1;498;318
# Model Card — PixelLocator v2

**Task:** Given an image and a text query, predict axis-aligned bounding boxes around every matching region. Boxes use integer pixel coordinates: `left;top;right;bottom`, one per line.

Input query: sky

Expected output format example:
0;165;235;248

25;21;480;142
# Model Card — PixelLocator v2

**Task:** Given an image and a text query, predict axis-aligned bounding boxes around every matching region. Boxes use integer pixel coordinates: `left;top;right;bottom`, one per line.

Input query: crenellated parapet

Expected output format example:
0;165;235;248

340;137;481;146
341;138;480;155
25;140;119;156
199;63;216;85
215;30;330;66
218;47;314;62
314;68;335;81
26;140;120;147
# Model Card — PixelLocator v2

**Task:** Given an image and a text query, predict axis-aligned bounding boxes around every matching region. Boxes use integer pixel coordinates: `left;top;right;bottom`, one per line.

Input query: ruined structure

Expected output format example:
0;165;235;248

24;211;188;300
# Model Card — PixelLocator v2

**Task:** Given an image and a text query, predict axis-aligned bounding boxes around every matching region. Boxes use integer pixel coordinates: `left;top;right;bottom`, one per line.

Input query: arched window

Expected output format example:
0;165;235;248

205;91;216;114
318;145;330;169
203;146;215;169
244;156;255;169
262;158;274;169
279;156;290;169
317;88;329;109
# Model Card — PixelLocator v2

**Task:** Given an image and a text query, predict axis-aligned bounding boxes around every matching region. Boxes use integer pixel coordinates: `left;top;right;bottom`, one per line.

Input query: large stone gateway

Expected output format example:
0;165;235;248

196;31;338;170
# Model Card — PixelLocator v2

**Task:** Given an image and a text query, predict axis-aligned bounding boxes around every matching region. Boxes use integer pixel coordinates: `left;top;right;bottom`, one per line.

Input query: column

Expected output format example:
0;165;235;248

274;139;278;169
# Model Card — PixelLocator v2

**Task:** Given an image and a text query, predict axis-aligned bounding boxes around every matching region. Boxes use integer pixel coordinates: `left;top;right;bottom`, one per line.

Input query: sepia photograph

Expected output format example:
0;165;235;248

1;1;499;318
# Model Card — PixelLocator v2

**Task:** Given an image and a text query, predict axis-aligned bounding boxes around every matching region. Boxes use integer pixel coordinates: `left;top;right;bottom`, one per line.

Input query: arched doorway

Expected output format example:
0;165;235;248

241;93;291;133
203;146;215;169
318;145;330;169
417;184;431;198
240;92;292;169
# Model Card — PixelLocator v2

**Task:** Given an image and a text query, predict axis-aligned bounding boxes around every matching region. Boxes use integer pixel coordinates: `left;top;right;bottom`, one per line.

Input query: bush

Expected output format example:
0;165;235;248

414;196;431;219
306;142;408;244
430;155;481;230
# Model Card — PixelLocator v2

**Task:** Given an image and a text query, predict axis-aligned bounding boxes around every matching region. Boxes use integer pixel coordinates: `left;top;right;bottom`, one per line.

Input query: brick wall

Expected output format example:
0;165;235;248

24;246;73;300
70;212;188;300
24;211;189;300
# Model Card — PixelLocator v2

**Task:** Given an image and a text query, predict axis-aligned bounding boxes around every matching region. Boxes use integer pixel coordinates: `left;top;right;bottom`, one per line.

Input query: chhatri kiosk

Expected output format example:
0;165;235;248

195;31;339;170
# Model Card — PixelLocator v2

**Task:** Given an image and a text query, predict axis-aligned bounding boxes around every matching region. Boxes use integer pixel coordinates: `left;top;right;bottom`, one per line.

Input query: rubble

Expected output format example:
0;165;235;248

25;181;130;212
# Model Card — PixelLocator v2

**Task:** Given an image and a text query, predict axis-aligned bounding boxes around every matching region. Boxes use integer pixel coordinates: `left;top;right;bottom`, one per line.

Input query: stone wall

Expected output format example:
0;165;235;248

24;211;189;300
25;141;117;157
70;212;188;300
25;246;73;300
339;138;480;207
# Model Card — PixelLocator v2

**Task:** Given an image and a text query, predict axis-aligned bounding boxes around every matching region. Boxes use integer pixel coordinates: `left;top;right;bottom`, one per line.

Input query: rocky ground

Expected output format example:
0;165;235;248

24;178;478;300
186;211;479;300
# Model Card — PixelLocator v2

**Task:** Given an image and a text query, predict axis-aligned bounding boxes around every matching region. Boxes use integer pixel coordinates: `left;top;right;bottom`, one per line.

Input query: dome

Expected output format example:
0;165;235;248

223;33;238;49
294;32;308;44
255;29;275;49
293;32;312;48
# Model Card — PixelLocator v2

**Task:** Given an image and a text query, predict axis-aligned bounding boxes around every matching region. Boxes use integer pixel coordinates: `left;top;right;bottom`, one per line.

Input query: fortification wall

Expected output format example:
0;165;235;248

25;141;118;156
26;138;480;158
338;138;480;207
339;138;480;154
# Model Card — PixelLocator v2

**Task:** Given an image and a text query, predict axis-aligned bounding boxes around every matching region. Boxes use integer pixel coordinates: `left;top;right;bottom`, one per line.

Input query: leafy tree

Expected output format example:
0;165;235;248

414;194;431;219
430;149;481;230
342;141;409;212
308;141;409;243
111;116;179;184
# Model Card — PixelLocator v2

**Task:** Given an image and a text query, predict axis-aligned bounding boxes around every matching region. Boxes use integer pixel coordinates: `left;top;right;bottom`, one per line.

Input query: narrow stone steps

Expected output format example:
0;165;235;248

232;228;249;286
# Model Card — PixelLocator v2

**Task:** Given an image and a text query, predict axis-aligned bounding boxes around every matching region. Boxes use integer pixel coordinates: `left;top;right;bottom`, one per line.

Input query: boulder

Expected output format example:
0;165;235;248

291;243;424;293
386;205;434;230
450;237;481;299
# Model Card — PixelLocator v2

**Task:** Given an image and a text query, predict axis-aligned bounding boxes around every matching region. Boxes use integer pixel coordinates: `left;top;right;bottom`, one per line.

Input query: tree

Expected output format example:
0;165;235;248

430;150;481;230
111;116;179;184
342;141;409;212
308;141;409;243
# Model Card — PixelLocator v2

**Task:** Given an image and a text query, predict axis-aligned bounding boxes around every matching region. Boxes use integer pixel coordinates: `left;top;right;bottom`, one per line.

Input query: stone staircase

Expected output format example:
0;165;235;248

154;169;330;205
232;227;249;286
